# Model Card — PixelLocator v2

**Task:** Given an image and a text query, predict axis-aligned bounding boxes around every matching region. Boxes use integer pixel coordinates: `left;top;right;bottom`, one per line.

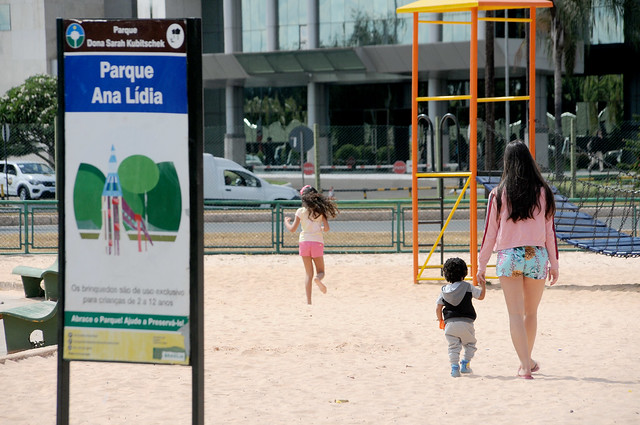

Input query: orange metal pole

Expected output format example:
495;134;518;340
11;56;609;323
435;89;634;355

470;8;478;284
412;13;419;283
529;7;536;158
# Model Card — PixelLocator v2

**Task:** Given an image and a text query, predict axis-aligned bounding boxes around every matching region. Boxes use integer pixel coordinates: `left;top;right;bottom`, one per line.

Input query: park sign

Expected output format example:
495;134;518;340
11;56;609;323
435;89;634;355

58;19;203;366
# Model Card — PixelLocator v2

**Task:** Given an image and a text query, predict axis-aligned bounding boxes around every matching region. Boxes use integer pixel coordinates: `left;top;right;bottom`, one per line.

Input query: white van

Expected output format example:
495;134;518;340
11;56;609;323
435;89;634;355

203;154;299;201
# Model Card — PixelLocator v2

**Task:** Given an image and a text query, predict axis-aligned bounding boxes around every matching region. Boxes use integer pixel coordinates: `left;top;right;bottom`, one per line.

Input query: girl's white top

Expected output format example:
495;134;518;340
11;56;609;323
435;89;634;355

295;207;324;243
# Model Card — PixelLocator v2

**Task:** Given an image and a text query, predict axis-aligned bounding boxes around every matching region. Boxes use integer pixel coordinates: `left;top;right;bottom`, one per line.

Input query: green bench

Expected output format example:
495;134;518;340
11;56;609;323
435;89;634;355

0;300;58;354
12;259;59;300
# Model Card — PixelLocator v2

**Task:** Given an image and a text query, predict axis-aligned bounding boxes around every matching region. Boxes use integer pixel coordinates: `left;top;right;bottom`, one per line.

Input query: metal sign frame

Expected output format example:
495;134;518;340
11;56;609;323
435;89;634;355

55;18;203;425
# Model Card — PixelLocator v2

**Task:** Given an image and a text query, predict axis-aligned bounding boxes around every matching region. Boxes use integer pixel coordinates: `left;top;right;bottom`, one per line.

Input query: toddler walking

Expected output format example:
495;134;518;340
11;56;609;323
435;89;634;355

436;257;486;377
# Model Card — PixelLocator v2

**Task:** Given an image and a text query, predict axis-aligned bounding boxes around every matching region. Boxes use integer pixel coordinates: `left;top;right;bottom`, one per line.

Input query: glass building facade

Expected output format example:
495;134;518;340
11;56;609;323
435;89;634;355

238;0;627;53
279;0;308;50
242;0;267;52
592;1;624;44
240;0;463;52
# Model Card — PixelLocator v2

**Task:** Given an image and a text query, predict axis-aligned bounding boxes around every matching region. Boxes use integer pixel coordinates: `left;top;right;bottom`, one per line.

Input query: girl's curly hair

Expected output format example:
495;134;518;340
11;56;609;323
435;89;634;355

300;186;338;219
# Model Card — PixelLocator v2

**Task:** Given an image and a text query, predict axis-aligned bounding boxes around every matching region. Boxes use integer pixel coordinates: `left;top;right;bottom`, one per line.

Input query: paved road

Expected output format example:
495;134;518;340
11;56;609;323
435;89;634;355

257;171;475;201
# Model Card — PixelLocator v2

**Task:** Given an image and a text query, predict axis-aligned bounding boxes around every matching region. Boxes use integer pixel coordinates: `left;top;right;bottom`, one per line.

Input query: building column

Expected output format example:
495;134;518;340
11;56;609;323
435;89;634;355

428;13;441;43
223;0;242;52
534;72;550;168
223;0;246;163
224;86;246;164
266;0;278;51
307;82;329;165
307;0;319;49
478;11;487;40
305;0;327;167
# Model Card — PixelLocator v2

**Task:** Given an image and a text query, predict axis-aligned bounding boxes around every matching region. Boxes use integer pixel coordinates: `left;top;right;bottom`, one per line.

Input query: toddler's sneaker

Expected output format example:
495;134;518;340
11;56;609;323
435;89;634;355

451;364;461;378
460;359;472;374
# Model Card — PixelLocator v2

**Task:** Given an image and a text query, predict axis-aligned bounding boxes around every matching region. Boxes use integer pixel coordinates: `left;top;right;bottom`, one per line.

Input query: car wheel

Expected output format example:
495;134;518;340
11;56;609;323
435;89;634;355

19;187;30;200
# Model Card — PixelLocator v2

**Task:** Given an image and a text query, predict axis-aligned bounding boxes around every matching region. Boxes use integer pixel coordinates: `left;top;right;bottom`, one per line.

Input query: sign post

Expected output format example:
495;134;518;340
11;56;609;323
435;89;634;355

56;18;203;425
288;125;313;186
2;124;8;199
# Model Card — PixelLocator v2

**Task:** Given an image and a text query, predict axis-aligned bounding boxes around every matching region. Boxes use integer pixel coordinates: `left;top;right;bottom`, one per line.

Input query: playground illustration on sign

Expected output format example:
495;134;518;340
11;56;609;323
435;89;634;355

73;145;182;252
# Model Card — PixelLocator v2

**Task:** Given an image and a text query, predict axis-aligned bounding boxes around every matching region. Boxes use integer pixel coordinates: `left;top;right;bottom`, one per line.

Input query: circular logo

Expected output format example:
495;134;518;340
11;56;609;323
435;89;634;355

166;23;185;49
66;23;85;49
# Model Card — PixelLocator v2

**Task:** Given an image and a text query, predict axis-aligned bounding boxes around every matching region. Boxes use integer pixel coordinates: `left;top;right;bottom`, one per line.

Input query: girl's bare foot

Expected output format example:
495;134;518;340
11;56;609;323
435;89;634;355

314;277;327;294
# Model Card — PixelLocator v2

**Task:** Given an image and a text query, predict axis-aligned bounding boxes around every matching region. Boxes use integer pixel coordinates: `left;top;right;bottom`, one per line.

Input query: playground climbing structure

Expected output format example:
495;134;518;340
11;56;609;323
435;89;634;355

397;0;554;283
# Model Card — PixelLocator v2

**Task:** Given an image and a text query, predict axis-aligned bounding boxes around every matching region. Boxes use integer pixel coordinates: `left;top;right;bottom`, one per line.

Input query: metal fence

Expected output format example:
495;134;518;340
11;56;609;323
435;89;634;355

2;119;639;178
0;199;485;255
2;197;638;256
1;119;638;255
0;200;58;254
216;119;640;178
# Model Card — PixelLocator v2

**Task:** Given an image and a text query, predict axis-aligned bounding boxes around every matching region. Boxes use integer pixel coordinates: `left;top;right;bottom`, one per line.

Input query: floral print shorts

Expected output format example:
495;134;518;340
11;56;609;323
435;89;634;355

496;246;548;279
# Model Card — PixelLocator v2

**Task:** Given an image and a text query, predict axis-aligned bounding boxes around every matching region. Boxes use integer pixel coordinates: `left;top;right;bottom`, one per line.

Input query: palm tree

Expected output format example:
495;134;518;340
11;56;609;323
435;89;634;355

541;0;640;176
541;0;593;176
485;10;495;171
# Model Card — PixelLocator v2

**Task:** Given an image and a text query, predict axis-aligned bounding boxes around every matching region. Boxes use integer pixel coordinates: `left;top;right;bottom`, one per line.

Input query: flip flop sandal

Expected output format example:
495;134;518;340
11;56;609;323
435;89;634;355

517;366;534;380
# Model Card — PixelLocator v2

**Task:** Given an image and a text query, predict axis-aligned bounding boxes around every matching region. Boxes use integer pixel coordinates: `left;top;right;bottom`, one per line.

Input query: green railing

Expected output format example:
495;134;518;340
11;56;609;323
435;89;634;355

204;199;416;254
0;198;636;255
0;199;477;255
0;200;58;254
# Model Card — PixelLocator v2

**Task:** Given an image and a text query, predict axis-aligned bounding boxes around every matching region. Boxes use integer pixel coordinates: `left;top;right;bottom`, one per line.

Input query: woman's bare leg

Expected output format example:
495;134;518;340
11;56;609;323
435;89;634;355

301;256;315;304
312;256;327;293
500;276;532;376
523;277;546;367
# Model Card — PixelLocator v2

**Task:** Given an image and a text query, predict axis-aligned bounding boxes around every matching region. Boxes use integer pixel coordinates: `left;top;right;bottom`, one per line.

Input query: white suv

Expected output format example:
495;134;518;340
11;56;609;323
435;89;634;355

0;161;56;200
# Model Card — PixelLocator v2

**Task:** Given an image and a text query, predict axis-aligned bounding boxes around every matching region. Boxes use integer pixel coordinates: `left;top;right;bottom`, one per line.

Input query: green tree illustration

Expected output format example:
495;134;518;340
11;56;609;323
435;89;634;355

118;155;160;226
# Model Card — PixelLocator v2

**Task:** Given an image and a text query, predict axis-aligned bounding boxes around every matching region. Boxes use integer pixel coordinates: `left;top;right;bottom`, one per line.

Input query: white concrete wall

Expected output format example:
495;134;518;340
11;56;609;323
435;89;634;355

0;0;200;96
0;0;47;95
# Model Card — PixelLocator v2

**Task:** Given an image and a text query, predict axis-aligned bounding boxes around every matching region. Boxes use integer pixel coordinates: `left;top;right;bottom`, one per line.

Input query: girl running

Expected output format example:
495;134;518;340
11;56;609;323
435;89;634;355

284;185;338;304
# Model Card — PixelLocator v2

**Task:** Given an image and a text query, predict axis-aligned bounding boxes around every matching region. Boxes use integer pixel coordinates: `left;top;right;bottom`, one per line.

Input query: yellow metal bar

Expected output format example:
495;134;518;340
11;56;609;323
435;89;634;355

418;264;498;282
417;176;472;279
418;20;470;25
417;172;472;178
417;95;471;102
479;17;531;23
417;276;447;281
418;275;499;281
478;95;529;103
418;275;498;282
419;95;528;103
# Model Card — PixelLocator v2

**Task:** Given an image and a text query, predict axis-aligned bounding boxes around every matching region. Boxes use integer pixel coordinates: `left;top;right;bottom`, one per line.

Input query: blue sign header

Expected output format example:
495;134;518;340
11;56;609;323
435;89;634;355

65;55;187;114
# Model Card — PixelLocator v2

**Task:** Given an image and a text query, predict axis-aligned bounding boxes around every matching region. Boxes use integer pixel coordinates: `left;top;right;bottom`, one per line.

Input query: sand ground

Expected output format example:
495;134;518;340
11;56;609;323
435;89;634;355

0;252;639;425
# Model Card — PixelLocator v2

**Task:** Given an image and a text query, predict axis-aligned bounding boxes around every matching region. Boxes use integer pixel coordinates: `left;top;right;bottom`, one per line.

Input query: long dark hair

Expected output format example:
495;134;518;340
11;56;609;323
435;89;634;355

496;140;555;221
300;186;338;219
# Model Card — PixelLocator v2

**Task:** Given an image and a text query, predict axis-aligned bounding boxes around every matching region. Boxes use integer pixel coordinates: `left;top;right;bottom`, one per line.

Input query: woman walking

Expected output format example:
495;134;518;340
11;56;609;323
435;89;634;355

477;140;559;379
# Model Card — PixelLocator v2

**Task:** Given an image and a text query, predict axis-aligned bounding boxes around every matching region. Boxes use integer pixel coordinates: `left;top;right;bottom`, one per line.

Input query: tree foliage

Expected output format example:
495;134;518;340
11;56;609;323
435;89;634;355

582;74;624;130
244;89;306;127
347;10;403;47
540;0;640;176
0;74;57;165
